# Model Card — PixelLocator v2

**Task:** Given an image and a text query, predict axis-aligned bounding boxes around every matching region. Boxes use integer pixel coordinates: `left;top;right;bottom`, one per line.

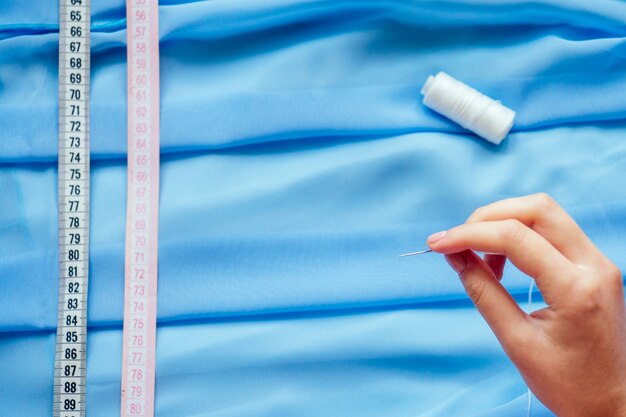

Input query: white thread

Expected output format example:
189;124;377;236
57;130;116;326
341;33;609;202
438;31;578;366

421;72;515;145
526;280;534;417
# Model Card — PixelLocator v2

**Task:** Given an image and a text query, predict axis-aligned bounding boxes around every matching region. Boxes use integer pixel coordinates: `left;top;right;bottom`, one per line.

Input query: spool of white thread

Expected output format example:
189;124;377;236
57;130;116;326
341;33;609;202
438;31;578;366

421;72;515;145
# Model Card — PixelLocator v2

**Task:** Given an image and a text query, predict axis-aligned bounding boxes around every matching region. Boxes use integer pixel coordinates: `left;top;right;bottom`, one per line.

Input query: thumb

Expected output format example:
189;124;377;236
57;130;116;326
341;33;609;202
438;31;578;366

445;250;532;349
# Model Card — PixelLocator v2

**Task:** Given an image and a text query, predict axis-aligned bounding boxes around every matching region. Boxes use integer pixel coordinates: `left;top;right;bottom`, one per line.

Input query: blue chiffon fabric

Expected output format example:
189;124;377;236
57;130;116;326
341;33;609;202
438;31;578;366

1;1;626;416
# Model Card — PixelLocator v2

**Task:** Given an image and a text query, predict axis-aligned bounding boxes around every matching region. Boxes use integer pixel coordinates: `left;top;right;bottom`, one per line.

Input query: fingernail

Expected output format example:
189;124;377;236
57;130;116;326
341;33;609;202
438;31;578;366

427;231;447;244
445;254;467;275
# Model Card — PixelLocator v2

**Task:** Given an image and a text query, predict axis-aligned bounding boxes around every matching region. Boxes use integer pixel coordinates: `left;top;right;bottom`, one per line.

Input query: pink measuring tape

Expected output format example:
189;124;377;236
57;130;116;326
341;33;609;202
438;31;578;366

120;0;160;416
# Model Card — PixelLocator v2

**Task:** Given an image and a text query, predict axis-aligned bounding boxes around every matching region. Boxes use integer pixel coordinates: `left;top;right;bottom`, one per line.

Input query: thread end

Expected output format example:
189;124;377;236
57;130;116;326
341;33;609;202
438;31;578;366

485;108;516;145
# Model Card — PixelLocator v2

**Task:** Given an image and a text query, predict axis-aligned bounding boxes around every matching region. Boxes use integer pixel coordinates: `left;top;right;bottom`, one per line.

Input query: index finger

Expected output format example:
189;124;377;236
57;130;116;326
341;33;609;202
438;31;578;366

466;193;601;264
428;220;578;306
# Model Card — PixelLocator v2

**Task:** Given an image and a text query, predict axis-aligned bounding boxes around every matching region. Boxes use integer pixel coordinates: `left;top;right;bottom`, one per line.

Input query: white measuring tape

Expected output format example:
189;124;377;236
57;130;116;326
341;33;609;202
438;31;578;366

54;0;91;416
120;0;160;416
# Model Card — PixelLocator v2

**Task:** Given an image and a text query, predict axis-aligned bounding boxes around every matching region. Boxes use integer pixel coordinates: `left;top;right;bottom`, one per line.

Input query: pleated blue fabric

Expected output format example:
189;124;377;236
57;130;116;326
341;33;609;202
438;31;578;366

1;0;625;415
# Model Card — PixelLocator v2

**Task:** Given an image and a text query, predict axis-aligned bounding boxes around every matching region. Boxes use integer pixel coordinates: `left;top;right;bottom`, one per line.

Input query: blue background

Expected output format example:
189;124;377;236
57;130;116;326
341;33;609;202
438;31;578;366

1;0;626;415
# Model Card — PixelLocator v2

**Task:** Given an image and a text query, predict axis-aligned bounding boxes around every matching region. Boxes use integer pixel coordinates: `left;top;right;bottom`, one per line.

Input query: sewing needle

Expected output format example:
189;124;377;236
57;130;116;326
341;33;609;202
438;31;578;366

398;249;433;257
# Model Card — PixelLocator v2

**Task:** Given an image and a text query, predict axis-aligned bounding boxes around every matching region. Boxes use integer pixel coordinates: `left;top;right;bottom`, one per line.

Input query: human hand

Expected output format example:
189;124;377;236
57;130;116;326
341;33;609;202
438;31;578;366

427;194;626;417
